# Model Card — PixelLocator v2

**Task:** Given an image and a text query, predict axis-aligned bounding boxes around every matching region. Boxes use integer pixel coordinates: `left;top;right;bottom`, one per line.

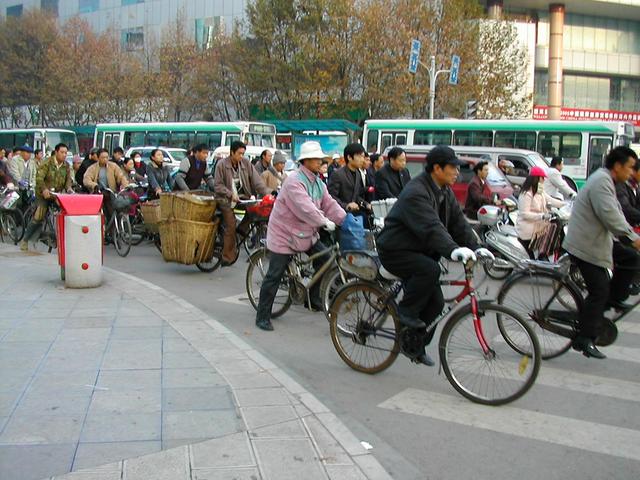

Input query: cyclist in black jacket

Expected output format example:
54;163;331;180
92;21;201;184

377;146;490;366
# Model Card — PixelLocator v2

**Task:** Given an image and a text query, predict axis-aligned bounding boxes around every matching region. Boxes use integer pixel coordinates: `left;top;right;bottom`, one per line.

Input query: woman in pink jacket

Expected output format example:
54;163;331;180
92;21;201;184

516;166;565;256
256;141;347;331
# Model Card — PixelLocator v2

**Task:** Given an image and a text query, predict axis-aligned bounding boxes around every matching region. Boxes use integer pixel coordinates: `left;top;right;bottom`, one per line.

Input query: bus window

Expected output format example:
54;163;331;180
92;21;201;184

170;132;192;149
14;133;30;147
146;131;169;146
494;131;536;150
112;134;121;148
366;129;379;153
0;133;13;147
588;136;612;176
414;130;452;145
123;131;145;148
396;133;407;145
226;133;241;146
381;134;393;151
537;132;582;165
194;132;222;149
453;130;493;147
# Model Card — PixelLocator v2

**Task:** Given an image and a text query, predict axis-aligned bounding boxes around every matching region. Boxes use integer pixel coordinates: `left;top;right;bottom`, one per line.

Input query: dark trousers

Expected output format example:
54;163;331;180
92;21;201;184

379;250;444;344
255;240;329;324
572;243;640;338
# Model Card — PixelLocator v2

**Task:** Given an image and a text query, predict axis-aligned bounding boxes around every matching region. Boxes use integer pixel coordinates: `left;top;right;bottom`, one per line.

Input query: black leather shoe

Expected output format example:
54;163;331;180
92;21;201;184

606;299;633;312
572;337;606;359
256;321;274;331
413;352;435;367
399;315;426;329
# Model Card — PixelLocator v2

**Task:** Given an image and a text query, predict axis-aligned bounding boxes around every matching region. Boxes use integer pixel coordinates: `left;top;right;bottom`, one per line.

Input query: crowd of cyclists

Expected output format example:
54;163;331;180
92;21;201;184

1;136;639;365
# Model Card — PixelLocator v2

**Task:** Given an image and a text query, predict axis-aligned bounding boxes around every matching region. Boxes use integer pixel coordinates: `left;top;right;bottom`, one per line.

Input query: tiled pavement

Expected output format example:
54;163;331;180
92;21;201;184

0;245;392;480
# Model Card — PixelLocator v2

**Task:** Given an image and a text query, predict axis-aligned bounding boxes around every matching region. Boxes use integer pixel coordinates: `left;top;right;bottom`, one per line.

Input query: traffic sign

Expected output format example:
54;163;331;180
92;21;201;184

409;39;421;74
449;55;460;85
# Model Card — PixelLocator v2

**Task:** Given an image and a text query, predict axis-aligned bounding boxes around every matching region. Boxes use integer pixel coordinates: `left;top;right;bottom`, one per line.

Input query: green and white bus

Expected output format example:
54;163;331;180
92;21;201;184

363;119;635;188
93;121;277;154
0;128;79;160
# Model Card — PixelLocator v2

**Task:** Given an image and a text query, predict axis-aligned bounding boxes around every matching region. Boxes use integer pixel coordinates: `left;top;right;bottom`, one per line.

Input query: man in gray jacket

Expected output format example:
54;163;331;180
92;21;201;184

563;146;640;359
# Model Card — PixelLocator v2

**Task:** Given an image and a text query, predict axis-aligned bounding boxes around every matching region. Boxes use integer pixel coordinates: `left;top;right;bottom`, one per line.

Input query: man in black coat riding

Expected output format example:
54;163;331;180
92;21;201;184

377;145;491;366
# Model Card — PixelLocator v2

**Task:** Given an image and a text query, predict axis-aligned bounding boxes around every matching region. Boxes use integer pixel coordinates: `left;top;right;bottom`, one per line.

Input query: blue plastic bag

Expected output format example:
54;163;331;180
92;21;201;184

339;213;366;251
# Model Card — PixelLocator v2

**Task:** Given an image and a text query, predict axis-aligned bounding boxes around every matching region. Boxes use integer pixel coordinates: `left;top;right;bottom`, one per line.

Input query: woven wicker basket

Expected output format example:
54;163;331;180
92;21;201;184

140;200;162;225
158;218;219;265
160;192;217;222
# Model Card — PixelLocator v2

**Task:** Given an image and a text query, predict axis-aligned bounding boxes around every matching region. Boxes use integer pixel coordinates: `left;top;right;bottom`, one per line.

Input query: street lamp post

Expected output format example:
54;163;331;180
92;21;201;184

421;55;451;120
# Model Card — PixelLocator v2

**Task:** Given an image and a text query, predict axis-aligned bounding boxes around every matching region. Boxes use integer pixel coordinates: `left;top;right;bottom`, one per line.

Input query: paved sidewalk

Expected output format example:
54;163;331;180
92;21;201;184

0;244;392;480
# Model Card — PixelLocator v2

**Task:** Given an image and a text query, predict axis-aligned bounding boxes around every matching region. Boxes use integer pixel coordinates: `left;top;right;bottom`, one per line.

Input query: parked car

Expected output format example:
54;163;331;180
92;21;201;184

124;146;188;168
386;146;514;206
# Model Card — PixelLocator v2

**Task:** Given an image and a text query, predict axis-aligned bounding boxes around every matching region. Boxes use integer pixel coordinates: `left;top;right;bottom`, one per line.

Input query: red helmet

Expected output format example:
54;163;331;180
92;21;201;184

529;166;547;178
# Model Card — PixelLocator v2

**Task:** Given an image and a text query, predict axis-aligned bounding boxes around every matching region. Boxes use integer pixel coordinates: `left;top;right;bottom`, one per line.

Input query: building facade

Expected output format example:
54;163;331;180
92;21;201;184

488;0;640;127
0;0;248;50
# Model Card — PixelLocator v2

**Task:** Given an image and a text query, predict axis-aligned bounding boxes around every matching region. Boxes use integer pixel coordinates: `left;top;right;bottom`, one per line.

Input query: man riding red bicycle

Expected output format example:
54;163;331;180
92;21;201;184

376;146;492;366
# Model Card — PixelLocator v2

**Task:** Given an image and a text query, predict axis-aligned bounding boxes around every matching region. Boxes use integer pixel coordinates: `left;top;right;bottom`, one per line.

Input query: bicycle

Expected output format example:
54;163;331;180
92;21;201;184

497;258;632;359
327;251;541;406
245;233;350;319
102;186;137;257
196;198;273;273
0;187;24;244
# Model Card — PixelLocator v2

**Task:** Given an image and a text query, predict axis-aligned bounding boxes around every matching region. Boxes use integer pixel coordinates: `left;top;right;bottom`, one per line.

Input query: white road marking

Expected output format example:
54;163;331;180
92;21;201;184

218;294;251;306
379;388;640;461
617;321;640;335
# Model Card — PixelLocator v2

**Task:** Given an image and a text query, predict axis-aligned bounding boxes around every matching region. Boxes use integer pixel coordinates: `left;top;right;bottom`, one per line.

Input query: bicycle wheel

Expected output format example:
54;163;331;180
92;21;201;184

196;226;223;272
43;212;57;253
497;270;580;359
3;211;23;243
243;221;267;256
439;302;540;405
113;214;132;257
319;266;353;320
245;248;292;318
129;214;145;246
483;250;513;280
329;282;400;374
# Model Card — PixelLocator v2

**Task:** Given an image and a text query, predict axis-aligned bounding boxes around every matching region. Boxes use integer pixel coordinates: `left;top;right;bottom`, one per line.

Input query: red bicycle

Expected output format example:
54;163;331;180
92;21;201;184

328;251;541;405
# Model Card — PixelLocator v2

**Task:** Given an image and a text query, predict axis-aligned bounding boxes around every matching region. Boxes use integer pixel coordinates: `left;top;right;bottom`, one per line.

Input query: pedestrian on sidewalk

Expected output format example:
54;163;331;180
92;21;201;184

255;141;346;331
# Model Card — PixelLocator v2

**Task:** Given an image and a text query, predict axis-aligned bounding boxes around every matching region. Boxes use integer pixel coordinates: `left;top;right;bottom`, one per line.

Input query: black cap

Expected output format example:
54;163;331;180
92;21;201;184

426;145;465;169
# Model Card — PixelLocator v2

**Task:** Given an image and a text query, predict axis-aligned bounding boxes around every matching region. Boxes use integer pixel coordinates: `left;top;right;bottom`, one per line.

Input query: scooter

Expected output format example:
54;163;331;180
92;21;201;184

477;197;529;280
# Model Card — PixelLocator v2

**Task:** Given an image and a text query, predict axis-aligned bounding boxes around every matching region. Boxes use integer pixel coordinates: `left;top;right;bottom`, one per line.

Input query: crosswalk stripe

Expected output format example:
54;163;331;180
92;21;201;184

218;294;251;306
617;322;640;335
378;388;640;461
598;344;640;363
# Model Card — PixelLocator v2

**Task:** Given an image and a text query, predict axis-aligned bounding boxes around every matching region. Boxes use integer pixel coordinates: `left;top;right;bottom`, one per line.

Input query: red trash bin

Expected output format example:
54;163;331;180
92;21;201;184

55;194;104;287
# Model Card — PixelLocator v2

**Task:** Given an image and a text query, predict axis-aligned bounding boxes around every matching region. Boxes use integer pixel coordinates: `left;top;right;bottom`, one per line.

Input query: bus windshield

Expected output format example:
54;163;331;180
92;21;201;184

46;131;79;155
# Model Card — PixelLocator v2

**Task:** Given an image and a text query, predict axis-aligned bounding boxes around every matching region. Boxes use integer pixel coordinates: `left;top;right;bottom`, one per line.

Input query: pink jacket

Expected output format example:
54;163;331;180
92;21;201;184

266;165;346;254
516;190;564;240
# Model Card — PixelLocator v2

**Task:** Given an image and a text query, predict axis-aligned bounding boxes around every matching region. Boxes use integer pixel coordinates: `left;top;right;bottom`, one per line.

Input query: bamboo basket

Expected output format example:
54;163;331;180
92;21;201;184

159;218;219;265
160;192;217;222
140;200;162;225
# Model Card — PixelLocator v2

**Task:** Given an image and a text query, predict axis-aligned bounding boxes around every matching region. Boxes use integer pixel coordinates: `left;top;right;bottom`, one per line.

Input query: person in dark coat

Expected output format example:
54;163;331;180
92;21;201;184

374;146;411;200
328;143;372;219
464;161;497;219
615;158;640;226
376;145;488;366
75;147;99;191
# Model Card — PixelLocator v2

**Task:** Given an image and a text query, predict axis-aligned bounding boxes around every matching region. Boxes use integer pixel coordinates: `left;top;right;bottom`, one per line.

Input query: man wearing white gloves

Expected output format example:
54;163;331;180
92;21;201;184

255;141;346;331
377;145;491;366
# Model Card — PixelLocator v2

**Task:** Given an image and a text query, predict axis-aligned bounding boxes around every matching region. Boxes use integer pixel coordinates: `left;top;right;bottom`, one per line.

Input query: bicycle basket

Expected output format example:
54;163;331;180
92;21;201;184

338;251;379;281
112;194;135;212
0;191;20;210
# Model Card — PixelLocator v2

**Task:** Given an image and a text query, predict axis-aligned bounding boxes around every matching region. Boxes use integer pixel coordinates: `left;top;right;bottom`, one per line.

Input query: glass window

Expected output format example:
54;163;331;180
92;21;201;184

0;133;14;148
366;129;378;153
122;0;143;5
588;136;612;175
195;132;222;149
453;130;493;147
41;0;58;16
79;0;99;13
381;134;392;152
414;130;452;145
537;132;582;165
6;4;23;17
45;132;77;155
225;133;240;146
121;27;144;51
14;133;30;146
582;16;595;50
146;131;170;146
170;132;192;149
123;131;145;148
494;131;536;150
534;70;548;106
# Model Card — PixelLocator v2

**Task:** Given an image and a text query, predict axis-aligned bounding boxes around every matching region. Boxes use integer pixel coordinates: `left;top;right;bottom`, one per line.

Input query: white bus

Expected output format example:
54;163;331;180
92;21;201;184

0;128;79;160
363;119;635;188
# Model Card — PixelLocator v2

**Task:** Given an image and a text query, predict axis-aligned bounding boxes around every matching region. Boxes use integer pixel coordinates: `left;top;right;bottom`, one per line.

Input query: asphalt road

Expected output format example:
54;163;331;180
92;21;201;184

105;243;640;480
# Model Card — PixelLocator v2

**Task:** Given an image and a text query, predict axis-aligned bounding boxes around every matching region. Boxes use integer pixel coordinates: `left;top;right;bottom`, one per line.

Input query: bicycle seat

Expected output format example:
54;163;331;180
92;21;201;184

379;266;400;281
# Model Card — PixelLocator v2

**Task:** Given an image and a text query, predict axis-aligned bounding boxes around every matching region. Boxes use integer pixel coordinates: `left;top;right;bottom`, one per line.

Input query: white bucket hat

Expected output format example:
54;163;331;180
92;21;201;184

297;141;326;162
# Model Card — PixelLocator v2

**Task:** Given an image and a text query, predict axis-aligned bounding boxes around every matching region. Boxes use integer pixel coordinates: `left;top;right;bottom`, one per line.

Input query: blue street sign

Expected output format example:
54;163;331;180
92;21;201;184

409;39;421;74
449;55;460;85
